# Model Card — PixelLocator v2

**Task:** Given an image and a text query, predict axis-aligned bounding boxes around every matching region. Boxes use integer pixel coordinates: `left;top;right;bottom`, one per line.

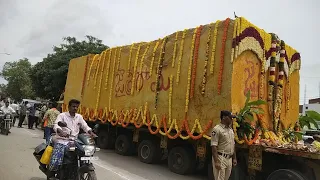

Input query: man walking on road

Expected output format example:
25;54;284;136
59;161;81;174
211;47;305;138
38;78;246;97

43;102;60;144
28;104;36;129
211;110;237;180
10;101;19;126
18;101;28;128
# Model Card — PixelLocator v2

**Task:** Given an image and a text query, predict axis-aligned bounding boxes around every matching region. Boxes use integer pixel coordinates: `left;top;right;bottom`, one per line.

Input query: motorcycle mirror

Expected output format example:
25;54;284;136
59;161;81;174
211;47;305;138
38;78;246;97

58;121;67;127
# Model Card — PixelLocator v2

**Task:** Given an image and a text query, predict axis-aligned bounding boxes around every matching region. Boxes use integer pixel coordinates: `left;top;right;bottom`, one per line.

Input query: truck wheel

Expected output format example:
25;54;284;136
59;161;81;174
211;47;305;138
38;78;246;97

267;169;306;180
115;135;134;156
97;131;114;149
138;140;162;164
168;146;196;175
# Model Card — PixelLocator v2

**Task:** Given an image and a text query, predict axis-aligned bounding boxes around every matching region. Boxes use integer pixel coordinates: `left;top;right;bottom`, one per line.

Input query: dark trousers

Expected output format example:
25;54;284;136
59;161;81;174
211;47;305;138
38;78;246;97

28;115;36;129
18;114;26;127
45;127;54;144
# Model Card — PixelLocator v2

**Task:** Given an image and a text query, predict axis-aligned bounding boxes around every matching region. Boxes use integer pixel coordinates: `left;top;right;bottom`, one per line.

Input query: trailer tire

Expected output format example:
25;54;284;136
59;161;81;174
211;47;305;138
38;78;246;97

115;135;134;156
168;146;196;175
267;169;306;180
138;140;162;164
97;131;114;149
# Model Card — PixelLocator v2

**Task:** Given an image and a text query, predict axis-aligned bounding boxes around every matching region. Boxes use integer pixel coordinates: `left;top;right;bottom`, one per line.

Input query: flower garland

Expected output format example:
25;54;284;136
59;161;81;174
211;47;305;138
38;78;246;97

116;47;122;70
94;54;102;89
149;39;161;76
217;18;230;95
269;34;277;129
233;120;245;144
168;75;173;124
190;25;203;99
104;49;112;90
131;44;142;95
155;38;167;109
87;54;99;85
176;29;187;84
171;31;179;68
185;27;198;113
95;51;107;116
231;18;238;63
210;20;220;74
108;48;118;110
286;81;290;112
128;44;135;73
201;24;212;95
137;43;150;91
81;56;89;97
274;40;286;132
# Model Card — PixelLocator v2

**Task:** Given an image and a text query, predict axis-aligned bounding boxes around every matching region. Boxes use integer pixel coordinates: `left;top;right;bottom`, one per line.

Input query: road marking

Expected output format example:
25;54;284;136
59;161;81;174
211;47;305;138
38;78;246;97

93;160;148;180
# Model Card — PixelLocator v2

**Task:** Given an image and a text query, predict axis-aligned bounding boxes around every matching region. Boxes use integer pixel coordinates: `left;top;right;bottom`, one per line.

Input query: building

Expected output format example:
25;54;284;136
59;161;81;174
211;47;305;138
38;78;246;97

299;98;320;115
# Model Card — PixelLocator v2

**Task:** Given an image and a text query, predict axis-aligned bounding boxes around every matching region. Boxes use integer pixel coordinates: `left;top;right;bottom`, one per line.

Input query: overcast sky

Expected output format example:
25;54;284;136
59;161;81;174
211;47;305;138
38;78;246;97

0;0;319;104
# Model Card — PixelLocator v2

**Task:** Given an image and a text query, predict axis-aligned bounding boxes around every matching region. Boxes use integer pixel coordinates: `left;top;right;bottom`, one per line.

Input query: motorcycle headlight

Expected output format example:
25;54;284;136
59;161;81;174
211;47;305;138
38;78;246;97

83;145;95;156
6;115;10;119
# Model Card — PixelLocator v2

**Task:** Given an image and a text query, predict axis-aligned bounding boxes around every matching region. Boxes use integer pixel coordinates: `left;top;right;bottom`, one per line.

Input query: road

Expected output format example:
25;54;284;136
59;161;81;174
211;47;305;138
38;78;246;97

0;126;206;180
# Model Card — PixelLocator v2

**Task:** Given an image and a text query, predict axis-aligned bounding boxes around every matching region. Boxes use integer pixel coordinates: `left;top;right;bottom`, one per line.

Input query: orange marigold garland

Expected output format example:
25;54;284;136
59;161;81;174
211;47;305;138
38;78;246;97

201;24;212;95
171;31;179;68
185;27;198;113
190;25;203;98
217;18;230;95
81;56;89;97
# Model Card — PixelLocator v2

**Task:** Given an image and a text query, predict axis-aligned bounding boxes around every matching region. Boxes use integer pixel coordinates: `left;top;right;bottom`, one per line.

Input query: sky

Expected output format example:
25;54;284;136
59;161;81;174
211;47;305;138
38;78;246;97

0;0;319;104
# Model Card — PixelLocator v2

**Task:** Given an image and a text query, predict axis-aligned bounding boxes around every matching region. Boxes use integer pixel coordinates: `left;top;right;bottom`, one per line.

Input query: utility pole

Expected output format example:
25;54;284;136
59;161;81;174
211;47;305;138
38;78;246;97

304;84;307;105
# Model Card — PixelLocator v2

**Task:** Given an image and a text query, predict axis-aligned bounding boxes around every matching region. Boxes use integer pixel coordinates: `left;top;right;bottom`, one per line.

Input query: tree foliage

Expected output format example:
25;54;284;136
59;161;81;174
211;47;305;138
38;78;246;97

299;110;320;130
235;91;266;139
0;58;34;100
30;35;108;100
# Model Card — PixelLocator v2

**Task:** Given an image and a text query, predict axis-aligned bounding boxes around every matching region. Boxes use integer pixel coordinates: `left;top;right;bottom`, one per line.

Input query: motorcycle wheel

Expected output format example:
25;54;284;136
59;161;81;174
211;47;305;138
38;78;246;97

79;171;97;180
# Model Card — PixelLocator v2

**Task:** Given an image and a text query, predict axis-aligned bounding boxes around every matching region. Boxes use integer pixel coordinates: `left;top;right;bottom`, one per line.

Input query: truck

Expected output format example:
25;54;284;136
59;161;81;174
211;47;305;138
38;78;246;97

61;17;320;180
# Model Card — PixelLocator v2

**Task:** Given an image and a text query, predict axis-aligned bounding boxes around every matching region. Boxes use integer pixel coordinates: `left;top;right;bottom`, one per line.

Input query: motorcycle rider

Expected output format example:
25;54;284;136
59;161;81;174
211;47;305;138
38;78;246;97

0;101;16;133
48;99;96;173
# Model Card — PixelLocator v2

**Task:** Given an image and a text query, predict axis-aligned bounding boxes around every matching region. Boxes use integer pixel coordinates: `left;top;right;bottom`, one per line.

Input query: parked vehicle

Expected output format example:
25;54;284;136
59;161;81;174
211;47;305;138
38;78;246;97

60;17;320;180
0;111;13;135
33;122;100;180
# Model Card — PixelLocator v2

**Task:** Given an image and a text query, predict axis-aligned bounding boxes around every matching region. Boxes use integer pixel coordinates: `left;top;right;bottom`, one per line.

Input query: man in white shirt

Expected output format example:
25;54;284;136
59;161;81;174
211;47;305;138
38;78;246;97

10;101;19;126
49;99;96;172
1;101;16;114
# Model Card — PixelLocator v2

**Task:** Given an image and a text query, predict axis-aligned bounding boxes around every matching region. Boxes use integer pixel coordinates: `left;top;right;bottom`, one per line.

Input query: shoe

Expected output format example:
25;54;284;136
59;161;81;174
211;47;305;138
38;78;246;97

18;126;22;128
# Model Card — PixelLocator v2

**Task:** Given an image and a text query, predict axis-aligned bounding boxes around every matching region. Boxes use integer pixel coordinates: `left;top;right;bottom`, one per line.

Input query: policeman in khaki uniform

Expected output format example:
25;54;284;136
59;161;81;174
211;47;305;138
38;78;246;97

211;110;237;180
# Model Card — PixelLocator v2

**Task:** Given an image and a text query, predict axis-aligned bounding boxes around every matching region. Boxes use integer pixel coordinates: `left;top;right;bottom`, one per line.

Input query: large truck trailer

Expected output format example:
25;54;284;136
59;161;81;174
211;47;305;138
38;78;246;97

61;17;320;180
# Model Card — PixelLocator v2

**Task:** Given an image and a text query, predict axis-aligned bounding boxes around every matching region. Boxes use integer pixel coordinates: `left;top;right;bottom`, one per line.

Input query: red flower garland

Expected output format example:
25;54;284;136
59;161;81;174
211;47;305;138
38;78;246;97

217;18;230;95
190;25;203;98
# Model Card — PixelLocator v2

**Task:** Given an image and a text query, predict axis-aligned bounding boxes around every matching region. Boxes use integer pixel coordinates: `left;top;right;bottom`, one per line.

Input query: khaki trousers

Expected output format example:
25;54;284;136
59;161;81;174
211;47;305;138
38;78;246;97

212;155;232;180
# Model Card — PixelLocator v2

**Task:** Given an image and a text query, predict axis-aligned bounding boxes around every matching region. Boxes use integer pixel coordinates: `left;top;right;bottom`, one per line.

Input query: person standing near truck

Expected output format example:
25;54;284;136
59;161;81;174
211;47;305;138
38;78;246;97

43;102;60;144
211;110;237;180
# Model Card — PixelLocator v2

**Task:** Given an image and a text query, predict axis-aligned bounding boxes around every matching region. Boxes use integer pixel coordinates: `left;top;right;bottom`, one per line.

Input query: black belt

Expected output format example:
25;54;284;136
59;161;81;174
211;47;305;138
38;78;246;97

218;152;232;159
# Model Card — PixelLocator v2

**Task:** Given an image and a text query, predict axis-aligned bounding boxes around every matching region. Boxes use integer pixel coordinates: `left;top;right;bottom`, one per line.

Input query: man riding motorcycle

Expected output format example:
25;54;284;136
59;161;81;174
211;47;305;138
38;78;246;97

48;99;96;175
0;101;16;133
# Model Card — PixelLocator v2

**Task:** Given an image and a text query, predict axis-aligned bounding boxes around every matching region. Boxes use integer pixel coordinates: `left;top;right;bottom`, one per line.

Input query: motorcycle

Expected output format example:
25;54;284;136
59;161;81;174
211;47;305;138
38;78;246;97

0;111;13;135
33;122;100;180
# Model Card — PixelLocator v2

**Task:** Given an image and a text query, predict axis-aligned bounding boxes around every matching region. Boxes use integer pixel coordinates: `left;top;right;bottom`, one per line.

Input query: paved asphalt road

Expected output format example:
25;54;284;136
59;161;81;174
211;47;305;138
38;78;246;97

0;126;206;180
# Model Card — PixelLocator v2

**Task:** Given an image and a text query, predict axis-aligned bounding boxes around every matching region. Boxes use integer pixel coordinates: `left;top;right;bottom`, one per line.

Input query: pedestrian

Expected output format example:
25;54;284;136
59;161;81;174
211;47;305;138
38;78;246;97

28;104;36;129
35;104;42;128
18;101;28;128
211;110;237;180
43;102;60;144
10;101;19;126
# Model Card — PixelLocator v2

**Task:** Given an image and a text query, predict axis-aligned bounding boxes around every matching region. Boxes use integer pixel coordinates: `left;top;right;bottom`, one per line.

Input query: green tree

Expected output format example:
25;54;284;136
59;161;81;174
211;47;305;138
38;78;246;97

0;58;34;100
0;84;8;99
299;110;320;130
31;35;108;100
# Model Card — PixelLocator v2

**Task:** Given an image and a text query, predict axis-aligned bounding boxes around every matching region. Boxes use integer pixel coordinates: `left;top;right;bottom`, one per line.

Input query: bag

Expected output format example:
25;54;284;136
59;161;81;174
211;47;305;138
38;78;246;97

43;118;48;127
40;145;53;165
